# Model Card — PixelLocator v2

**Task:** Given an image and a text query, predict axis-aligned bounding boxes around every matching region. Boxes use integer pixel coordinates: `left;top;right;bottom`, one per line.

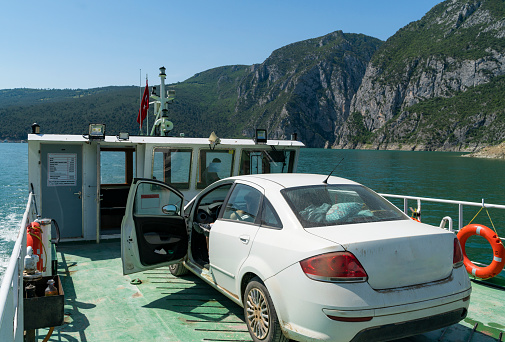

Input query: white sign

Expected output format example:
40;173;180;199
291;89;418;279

47;153;77;186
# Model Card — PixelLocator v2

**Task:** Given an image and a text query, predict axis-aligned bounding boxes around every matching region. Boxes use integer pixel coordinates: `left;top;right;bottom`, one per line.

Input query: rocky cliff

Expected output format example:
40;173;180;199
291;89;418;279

334;0;505;151
231;31;382;147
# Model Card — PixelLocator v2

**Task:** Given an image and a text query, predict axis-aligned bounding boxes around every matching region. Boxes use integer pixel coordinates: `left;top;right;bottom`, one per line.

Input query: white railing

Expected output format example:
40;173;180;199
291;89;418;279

0;193;35;342
380;193;505;232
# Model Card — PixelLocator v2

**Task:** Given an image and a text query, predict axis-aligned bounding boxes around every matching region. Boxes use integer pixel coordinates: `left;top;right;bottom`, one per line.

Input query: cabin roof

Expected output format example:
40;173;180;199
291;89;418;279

27;134;305;147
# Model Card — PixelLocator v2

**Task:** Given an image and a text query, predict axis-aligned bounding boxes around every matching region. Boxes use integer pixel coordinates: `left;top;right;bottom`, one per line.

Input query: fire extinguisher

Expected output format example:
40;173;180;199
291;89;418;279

26;222;45;272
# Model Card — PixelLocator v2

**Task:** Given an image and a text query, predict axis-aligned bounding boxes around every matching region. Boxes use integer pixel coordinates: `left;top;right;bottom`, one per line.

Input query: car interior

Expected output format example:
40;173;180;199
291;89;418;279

189;184;233;267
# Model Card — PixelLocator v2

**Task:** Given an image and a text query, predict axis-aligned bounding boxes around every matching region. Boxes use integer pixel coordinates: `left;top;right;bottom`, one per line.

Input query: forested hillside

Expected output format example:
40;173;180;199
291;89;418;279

0;87;139;140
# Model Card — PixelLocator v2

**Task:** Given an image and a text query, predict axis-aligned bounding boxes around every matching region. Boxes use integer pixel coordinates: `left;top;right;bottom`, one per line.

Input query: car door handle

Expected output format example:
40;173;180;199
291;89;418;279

239;235;250;244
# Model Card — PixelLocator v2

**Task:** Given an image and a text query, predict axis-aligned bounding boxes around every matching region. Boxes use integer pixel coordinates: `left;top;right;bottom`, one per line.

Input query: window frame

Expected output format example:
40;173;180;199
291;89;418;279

239;149;296;175
258;197;283;230
221;183;264;225
197;148;235;189
151;147;193;190
281;184;409;228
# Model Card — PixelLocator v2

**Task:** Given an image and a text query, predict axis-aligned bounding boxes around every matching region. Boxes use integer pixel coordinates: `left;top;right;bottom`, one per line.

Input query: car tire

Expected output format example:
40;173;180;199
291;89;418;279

169;263;189;276
243;278;288;342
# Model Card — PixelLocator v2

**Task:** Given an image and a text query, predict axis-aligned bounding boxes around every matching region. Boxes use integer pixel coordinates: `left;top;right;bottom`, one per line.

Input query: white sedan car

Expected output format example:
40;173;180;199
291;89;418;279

121;173;471;342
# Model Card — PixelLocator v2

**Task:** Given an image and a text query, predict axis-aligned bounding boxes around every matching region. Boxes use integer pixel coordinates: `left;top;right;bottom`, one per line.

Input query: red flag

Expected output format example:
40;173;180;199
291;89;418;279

137;80;149;129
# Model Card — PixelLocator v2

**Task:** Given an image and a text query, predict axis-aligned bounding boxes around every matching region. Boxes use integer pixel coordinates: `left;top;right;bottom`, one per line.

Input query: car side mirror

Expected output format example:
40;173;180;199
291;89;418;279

162;204;178;215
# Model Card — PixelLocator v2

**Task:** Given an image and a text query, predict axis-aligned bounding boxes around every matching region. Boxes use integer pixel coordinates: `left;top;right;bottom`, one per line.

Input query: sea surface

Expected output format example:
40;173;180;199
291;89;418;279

1;143;505;282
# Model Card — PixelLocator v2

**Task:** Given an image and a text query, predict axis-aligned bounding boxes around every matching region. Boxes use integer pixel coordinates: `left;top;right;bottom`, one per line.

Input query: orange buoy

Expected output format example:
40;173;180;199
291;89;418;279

457;224;505;279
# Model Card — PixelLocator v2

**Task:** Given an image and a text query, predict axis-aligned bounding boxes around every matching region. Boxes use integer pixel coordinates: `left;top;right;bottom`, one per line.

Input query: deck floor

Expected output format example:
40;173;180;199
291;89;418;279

34;240;504;342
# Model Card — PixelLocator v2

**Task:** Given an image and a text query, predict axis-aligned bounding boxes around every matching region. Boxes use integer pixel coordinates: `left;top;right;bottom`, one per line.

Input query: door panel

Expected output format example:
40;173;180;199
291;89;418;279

122;179;188;275
133;216;187;266
209;220;260;294
209;183;264;295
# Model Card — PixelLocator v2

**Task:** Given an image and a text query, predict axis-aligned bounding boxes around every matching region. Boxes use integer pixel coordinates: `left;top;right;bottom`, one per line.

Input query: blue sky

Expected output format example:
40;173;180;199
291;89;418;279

1;0;441;89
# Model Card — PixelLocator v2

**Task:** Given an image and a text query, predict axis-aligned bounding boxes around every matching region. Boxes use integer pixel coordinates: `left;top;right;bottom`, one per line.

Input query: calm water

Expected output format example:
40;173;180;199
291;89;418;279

1;144;505;281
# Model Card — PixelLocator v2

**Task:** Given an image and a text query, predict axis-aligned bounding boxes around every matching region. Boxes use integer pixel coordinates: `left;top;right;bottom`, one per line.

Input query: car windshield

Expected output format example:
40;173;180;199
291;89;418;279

281;184;408;228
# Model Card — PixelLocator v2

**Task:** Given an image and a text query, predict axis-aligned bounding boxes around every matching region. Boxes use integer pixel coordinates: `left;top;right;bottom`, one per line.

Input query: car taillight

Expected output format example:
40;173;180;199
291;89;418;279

300;252;368;282
453;238;464;268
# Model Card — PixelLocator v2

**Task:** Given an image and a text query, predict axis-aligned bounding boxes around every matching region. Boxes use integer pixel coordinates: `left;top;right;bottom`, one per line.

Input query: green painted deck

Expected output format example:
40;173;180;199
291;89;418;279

35;240;505;342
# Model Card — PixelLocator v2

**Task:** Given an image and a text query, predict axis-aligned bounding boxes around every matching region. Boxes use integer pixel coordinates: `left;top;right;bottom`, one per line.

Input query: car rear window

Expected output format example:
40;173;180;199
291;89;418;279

281;184;408;228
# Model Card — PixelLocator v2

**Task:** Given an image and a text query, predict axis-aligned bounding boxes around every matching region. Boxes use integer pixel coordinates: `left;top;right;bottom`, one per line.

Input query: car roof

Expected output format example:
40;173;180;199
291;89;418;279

229;173;360;189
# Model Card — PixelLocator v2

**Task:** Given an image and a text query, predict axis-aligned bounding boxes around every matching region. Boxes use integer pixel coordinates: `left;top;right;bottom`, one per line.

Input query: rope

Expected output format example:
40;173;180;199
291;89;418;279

467;206;500;238
42;327;55;342
468;207;483;225
485;207;499;236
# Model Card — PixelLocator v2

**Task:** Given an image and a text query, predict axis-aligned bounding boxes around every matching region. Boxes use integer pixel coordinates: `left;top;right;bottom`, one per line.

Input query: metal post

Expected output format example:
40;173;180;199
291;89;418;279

459;203;464;230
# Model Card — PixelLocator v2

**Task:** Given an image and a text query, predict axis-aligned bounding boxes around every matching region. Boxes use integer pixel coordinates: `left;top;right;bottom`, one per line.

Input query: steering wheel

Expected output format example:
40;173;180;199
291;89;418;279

196;209;211;223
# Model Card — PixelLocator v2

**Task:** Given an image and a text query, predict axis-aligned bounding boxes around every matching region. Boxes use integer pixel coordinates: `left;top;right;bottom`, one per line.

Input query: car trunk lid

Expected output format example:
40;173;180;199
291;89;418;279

306;220;455;289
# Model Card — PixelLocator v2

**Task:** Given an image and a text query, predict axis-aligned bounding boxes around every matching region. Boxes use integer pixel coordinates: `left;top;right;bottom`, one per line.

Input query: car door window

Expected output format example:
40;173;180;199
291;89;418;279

260;198;283;229
134;182;183;216
223;184;262;223
194;184;232;224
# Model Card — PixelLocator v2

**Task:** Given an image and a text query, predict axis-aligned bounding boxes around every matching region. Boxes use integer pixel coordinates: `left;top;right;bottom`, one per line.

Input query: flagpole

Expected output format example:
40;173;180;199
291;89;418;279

146;74;148;136
139;69;142;135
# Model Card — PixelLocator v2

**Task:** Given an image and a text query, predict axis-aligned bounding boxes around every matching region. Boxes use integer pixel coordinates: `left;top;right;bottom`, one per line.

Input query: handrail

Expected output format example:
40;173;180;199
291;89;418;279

380;193;505;232
0;193;34;342
380;193;505;210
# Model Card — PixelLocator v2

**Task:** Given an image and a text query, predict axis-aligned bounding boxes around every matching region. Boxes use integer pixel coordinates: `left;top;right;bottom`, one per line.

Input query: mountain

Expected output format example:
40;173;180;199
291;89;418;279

1;0;505;151
163;31;382;146
231;31;382;147
337;0;505;151
0;31;382;145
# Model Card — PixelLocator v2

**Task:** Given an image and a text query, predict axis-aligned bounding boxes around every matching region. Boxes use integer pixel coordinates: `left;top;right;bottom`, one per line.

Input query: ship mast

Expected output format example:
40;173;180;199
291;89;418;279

150;66;175;136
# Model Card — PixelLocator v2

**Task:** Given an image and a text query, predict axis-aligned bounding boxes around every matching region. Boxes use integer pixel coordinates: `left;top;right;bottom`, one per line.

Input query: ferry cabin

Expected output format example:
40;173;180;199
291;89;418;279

27;134;303;242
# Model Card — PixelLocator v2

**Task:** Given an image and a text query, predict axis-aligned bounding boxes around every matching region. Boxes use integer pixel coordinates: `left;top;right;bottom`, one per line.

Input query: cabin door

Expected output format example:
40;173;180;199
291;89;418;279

41;144;83;239
99;147;135;237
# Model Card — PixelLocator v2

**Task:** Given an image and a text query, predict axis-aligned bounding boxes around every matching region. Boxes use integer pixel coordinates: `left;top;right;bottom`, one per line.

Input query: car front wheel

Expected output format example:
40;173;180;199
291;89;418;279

243;278;288;342
169;263;189;276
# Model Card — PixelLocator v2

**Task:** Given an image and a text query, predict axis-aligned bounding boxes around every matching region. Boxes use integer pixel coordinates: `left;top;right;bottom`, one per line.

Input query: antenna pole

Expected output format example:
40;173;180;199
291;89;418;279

323;158;344;184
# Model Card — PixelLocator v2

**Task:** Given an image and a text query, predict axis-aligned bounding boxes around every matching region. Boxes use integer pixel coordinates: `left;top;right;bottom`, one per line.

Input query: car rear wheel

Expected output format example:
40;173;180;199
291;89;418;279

243;278;288;342
169;263;189;276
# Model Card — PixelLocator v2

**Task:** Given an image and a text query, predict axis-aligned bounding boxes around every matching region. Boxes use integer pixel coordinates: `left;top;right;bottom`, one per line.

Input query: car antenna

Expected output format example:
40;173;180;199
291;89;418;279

323;158;344;184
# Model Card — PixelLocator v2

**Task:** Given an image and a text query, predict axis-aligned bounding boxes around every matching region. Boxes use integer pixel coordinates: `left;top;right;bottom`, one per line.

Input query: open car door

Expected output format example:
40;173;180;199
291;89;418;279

121;178;188;275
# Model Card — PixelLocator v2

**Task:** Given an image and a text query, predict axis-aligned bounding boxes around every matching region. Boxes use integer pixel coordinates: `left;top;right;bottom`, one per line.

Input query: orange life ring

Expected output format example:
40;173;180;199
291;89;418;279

457;224;505;279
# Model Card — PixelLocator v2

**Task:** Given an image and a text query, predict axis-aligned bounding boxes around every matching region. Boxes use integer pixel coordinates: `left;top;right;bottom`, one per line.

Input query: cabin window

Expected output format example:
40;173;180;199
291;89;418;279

239;149;296;175
197;149;235;189
152;148;192;189
100;149;135;184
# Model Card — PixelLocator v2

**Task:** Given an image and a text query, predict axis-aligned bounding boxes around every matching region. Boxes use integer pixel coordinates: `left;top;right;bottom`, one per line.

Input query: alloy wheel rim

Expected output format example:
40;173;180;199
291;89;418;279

246;288;270;339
